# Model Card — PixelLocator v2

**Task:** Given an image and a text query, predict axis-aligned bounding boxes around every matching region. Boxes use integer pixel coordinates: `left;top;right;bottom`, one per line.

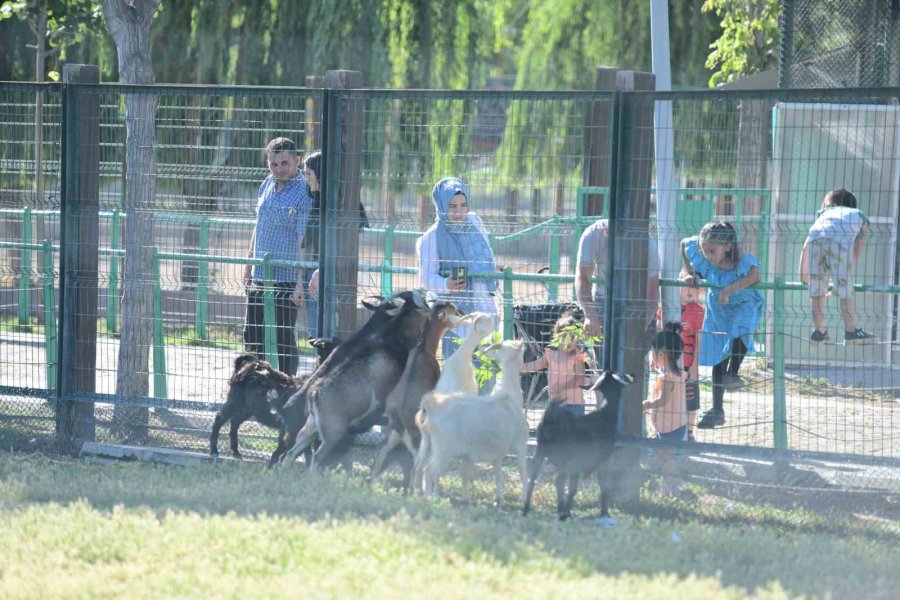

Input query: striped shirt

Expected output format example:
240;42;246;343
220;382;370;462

251;172;312;283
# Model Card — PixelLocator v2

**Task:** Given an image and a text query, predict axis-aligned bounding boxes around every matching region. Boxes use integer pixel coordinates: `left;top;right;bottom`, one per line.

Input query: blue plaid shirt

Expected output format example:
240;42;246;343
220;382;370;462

251;172;312;283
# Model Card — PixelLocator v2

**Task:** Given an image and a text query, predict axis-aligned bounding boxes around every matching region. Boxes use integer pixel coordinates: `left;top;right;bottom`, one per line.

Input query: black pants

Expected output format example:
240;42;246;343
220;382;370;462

711;337;747;411
244;283;299;376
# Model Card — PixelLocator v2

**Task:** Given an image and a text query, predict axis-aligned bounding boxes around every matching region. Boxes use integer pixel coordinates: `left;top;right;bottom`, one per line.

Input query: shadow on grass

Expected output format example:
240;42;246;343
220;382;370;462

1;449;898;599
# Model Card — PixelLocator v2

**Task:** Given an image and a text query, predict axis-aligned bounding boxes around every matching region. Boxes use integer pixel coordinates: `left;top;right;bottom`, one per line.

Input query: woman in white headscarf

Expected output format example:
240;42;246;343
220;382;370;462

417;177;499;354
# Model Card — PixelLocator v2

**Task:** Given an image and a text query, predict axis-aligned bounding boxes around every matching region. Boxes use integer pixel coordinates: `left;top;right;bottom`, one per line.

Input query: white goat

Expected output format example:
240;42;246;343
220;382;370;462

414;340;528;505
433;312;497;395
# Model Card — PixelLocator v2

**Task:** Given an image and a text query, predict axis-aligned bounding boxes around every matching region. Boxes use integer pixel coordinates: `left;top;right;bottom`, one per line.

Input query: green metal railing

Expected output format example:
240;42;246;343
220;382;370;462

0;239;57;388
0;186;772;336
2;234;897;451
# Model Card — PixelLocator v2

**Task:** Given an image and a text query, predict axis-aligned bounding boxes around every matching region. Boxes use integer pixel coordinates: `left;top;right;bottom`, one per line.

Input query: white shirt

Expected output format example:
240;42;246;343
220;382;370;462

416;218;498;316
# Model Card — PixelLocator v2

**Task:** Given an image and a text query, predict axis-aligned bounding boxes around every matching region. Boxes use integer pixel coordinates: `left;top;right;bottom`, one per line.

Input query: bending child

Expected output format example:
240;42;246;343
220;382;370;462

643;323;688;441
798;187;873;345
681;222;764;429
521;311;592;415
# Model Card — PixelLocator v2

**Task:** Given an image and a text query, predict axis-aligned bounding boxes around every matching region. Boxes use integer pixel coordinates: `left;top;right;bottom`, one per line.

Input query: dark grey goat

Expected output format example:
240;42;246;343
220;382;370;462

522;371;634;520
269;290;430;469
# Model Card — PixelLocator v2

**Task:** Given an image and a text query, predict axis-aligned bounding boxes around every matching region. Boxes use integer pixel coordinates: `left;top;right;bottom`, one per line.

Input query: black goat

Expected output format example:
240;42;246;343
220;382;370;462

269;290;430;469
522;371;634;520
209;338;339;459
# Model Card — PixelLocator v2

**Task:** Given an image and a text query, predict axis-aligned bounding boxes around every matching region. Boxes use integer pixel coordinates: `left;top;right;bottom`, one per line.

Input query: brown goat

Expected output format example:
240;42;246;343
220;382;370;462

210;339;339;459
370;301;465;487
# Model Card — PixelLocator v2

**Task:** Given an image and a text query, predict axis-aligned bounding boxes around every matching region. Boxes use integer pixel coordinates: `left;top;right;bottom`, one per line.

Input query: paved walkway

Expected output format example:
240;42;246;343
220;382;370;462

1;330;898;477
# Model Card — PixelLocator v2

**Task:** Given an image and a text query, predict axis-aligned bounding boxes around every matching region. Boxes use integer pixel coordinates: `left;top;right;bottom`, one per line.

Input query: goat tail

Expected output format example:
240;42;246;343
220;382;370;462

415;393;436;431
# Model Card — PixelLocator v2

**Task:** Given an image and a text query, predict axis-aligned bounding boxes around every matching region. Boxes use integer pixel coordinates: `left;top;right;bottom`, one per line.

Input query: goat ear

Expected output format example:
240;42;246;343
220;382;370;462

386;297;406;316
362;298;381;311
482;342;502;354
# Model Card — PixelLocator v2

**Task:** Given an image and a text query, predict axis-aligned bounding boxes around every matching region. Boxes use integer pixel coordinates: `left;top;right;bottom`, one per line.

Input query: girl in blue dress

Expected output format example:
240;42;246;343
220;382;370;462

680;222;764;429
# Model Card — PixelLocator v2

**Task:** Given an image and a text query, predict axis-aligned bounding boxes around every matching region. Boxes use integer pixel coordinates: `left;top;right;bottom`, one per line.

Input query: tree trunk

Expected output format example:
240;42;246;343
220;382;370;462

101;0;161;443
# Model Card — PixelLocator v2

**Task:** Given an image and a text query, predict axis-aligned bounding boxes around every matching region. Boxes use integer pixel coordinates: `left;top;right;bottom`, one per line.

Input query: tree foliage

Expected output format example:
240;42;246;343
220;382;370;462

702;0;780;87
0;0;106;80
1;0;730;89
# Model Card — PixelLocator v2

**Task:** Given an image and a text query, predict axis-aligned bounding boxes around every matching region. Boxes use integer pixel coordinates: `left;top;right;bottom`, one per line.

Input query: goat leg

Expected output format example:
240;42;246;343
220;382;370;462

412;432;431;495
555;472;570;521
313;435;356;471
460;459;474;502
522;448;545;516
515;444;529;509
492;459;504;507
228;414;250;459
564;474;580;519
280;420;319;468
210;401;243;457
372;430;402;479
398;448;415;494
597;469;612;518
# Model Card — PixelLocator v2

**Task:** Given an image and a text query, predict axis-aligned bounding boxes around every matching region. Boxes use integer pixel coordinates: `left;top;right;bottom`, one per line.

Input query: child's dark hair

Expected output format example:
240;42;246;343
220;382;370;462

699;221;740;264
651;322;683;375
822;187;857;209
547;309;585;350
552;309;582;335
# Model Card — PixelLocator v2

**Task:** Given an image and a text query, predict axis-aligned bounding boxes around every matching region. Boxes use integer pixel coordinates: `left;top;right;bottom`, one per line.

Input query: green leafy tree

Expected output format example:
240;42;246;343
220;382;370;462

702;0;780;87
0;0;105;81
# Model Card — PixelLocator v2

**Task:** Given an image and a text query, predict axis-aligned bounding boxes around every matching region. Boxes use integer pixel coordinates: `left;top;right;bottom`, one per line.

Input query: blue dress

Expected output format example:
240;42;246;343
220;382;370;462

684;237;765;367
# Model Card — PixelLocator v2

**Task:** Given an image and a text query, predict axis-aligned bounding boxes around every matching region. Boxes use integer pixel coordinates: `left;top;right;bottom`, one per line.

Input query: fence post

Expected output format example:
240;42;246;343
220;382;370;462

42;240;57;390
773;277;787;450
262;254;278;368
57;64;100;448
107;208;120;333
195;216;209;340
381;224;394;297
502;267;514;341
18;206;32;325
758;210;770;282
325;70;364;336
548;215;560;301
151;248;167;399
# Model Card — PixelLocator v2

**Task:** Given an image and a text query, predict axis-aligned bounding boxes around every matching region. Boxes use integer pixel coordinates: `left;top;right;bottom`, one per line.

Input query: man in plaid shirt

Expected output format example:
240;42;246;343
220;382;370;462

242;137;312;376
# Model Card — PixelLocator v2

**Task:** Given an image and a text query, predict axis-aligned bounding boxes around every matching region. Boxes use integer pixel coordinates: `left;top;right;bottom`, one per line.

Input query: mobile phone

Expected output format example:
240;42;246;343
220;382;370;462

452;266;467;288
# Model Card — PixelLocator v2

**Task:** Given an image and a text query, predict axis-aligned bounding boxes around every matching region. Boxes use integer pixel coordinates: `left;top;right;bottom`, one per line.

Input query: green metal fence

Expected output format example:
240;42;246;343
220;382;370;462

0;80;898;468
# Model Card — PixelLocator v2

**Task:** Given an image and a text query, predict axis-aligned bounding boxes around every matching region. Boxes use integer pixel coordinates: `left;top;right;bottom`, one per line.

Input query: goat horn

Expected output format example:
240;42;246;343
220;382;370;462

412;289;428;308
386;297;406;316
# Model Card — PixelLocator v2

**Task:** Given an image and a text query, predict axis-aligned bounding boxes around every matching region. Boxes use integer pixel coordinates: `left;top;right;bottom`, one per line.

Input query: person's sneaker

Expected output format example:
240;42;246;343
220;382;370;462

810;329;829;345
844;328;876;345
721;374;745;390
696;408;726;429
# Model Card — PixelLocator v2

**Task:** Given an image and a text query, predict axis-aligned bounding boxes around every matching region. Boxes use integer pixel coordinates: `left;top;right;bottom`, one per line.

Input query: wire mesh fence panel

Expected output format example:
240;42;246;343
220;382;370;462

51;85;320;455
637;88;900;462
0;82;61;449
0;80;897;485
317;90;617;436
781;0;900;88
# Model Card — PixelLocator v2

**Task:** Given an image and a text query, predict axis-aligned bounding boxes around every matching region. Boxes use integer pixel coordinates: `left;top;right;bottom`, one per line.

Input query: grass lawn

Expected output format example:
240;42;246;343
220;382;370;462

0;451;896;599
